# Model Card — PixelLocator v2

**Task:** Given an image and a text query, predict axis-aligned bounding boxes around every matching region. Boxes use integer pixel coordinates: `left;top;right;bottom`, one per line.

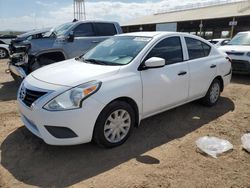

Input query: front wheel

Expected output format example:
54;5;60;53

93;101;135;148
30;57;55;72
201;79;221;106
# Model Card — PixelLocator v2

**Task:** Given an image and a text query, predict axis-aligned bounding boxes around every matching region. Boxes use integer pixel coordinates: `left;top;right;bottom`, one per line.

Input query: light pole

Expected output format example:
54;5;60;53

73;0;86;20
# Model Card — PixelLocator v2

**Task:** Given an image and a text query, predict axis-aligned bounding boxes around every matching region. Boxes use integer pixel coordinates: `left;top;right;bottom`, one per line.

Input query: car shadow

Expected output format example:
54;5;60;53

0;80;18;101
0;97;234;187
231;74;250;85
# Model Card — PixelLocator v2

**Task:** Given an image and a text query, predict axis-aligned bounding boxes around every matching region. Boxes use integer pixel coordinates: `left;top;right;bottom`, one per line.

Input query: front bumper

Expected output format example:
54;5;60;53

8;63;27;78
231;59;250;74
17;84;105;146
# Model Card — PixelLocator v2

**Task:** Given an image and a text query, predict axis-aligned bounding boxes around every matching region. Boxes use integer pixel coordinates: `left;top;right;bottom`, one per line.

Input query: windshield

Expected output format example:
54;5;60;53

81;36;152;66
44;22;74;37
228;33;250;45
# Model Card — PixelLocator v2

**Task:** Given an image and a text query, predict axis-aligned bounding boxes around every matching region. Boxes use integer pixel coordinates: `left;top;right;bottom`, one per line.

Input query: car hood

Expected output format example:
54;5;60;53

31;59;121;87
219;45;250;52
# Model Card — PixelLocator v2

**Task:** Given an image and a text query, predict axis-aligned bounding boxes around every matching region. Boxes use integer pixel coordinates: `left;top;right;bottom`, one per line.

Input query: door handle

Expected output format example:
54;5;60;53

210;64;216;68
92;41;100;43
178;71;187;76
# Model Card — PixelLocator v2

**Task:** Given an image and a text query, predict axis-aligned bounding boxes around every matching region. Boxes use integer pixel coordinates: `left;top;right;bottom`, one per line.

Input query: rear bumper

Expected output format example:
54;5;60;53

223;69;232;88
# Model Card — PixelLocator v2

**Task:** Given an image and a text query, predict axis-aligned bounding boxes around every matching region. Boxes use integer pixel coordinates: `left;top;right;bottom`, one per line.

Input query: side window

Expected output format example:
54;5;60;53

73;23;95;37
95;23;117;36
145;37;183;65
185;37;211;60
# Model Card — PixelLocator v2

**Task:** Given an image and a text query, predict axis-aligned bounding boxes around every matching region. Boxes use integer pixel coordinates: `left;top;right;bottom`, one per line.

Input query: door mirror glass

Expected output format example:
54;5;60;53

144;57;165;69
68;31;74;42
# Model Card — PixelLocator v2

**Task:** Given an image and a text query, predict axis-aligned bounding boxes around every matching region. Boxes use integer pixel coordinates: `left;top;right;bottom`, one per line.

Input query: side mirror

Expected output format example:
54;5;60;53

143;57;165;70
68;31;74;42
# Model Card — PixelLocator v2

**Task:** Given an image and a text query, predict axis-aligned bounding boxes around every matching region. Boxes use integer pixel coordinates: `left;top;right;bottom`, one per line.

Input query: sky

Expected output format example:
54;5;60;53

0;0;241;31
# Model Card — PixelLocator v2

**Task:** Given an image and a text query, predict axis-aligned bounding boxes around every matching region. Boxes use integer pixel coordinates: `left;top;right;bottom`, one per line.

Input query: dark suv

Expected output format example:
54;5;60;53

8;20;122;82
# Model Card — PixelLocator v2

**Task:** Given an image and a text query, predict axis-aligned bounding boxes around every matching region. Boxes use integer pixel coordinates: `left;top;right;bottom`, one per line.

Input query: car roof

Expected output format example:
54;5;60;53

238;31;250;34
75;20;119;24
209;38;229;41
118;31;179;38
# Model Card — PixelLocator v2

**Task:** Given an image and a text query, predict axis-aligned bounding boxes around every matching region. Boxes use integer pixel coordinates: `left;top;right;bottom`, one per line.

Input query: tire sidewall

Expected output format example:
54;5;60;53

203;79;221;106
94;101;135;148
0;48;8;59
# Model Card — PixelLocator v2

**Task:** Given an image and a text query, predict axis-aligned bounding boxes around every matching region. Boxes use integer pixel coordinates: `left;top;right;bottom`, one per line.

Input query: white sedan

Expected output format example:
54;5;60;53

18;32;232;147
208;38;230;47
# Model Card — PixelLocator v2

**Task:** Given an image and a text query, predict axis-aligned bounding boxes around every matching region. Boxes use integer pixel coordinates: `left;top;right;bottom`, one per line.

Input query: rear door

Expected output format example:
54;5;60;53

140;36;189;117
92;23;118;45
184;37;216;99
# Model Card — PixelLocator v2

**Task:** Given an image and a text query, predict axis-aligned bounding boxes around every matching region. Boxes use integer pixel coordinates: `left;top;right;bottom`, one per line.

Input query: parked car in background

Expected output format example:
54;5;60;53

0;35;17;45
219;32;250;74
18;32;231;147
208;38;230;47
0;44;10;59
9;28;51;54
8;20;123;82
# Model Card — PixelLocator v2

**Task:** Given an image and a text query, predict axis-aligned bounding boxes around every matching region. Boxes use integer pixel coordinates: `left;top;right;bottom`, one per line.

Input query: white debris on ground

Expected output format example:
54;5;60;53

241;133;250;153
196;136;233;158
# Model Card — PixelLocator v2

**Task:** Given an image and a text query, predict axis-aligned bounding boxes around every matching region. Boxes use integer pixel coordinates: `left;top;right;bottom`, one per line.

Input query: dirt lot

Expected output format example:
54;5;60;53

0;59;249;188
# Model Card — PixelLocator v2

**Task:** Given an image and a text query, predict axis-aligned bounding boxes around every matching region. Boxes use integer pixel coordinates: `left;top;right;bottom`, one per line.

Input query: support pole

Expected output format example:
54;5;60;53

230;17;235;39
199;20;203;37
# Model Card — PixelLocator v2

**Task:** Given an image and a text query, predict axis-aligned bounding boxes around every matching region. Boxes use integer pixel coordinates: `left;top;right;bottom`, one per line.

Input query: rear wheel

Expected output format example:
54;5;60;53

202;79;221;106
0;48;8;59
93;101;135;148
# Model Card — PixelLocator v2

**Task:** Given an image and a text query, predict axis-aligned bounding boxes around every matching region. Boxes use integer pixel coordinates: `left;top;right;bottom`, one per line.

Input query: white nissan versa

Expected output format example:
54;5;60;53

18;32;232;147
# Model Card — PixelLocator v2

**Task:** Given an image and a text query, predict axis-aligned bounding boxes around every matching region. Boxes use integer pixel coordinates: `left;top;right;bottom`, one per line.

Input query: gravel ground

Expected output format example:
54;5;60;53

0;59;249;188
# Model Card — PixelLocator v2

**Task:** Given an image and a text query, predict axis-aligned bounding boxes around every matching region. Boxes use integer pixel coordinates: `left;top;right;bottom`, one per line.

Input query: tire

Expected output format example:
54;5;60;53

30;57;55;72
93;101;135;148
11;72;23;84
201;79;221;106
0;48;8;59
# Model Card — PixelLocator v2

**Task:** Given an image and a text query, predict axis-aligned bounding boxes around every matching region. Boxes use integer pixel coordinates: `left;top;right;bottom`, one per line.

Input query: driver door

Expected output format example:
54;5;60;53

140;36;189;117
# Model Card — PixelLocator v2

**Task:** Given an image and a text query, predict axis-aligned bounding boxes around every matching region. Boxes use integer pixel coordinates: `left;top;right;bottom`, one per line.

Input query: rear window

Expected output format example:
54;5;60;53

95;23;117;36
185;37;211;60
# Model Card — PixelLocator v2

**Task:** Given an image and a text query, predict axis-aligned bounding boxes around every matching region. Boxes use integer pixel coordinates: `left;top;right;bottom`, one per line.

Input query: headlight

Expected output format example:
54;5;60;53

43;81;101;111
247;52;250;57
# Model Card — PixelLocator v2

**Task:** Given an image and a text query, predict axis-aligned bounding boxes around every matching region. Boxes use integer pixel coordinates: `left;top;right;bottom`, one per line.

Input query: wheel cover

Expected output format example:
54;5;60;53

210;82;220;103
0;49;6;58
104;109;131;143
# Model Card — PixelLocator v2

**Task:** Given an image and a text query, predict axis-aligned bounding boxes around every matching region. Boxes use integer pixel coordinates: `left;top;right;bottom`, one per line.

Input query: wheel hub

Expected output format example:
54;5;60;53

104;109;131;143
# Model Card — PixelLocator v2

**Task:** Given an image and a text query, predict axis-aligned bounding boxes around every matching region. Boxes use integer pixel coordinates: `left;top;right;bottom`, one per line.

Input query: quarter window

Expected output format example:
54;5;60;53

73;23;95;37
145;37;183;65
185;37;211;60
95;23;117;36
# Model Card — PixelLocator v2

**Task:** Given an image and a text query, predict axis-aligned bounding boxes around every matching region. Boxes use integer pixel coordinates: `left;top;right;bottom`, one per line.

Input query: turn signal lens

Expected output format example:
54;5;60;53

83;85;97;96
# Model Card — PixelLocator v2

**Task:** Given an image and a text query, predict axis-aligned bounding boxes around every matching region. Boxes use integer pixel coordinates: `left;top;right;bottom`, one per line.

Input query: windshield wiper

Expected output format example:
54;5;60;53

76;57;122;66
83;58;107;65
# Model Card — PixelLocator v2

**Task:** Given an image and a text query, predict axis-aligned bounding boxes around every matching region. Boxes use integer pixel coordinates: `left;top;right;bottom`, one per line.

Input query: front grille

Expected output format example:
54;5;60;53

20;87;47;107
231;60;250;71
226;51;244;56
